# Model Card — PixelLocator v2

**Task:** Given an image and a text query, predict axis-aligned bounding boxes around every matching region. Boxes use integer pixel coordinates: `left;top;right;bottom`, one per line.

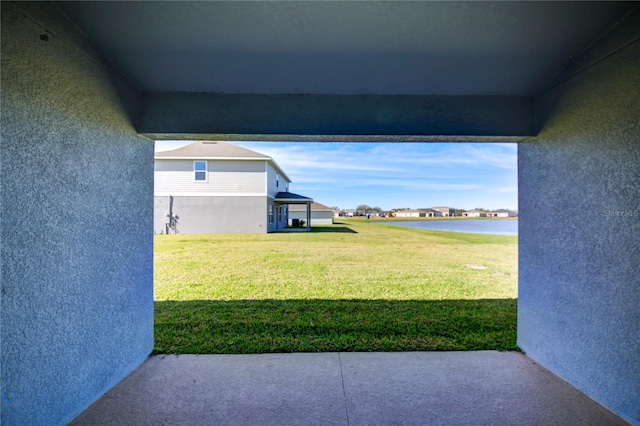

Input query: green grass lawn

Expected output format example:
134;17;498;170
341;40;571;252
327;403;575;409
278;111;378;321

154;219;518;354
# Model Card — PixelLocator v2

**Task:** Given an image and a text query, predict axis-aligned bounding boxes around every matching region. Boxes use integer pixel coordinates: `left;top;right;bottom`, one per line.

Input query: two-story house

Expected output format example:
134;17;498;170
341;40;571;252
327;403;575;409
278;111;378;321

154;141;313;234
431;206;456;217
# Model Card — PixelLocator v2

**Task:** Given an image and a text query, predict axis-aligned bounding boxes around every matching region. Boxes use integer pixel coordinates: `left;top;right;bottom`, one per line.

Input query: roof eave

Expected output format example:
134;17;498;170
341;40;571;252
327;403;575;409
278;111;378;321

266;158;292;183
276;198;314;204
154;156;268;161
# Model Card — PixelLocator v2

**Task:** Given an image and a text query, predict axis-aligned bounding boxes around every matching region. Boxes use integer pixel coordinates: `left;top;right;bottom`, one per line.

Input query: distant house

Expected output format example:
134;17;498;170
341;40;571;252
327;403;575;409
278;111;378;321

154;141;313;234
431;206;456;217
487;209;518;218
396;209;443;218
419;208;444;217
395;209;424;218
289;202;334;226
462;210;488;217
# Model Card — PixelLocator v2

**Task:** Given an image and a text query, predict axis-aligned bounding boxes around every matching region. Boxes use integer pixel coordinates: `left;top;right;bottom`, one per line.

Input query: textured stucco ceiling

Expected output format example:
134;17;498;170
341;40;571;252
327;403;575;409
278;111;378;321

58;1;634;95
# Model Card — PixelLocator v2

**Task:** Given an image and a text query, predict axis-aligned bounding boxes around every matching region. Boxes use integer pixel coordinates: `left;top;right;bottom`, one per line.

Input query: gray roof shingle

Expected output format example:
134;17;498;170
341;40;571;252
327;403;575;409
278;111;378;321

155;141;292;181
289;202;332;211
274;192;313;203
155;141;269;159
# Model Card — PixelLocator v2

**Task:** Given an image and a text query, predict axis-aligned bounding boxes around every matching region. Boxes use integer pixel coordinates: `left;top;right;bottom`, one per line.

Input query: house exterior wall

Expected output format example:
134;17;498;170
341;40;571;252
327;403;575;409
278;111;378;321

1;3;153;424
155;195;267;234
432;207;453;216
266;200;289;232
519;22;640;425
154;158;294;234
155;159;265;195
396;211;421;217
266;162;290;197
154;159;295;233
463;212;486;217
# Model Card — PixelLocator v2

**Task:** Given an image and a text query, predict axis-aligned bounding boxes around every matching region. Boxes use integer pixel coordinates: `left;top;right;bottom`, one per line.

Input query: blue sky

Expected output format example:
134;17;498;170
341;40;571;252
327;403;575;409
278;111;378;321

155;141;518;211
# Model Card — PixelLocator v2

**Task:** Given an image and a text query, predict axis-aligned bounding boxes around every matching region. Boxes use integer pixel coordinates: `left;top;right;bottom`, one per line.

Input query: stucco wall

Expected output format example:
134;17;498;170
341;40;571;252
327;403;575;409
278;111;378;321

273;203;289;232
140;92;534;141
518;31;640;424
1;3;154;424
155;196;268;234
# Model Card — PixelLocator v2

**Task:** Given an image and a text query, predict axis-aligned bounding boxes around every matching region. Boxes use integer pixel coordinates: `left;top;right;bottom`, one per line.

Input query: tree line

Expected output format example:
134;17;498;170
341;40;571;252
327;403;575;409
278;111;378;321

333;204;499;214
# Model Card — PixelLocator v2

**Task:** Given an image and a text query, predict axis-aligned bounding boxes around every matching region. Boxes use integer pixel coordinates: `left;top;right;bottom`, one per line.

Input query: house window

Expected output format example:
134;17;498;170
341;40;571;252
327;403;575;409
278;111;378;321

268;205;274;224
194;161;207;182
276;173;279;188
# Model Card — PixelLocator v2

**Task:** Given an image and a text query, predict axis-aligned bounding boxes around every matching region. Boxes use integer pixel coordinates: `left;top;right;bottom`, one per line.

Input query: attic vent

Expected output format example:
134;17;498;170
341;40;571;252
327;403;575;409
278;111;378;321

203;142;218;144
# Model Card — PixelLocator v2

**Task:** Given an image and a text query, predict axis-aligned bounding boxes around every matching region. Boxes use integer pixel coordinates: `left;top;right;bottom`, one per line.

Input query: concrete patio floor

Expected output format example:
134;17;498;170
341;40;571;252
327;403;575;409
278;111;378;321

70;351;628;425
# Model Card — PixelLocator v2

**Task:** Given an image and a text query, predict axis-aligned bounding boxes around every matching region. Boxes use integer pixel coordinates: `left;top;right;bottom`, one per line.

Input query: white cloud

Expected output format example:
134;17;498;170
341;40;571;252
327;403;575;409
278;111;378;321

486;186;518;193
369;143;518;171
158;141;518;210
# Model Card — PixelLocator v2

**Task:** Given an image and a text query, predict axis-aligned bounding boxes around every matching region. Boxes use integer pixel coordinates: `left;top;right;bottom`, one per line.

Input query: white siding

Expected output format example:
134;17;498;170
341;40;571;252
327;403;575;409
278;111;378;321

155;159;266;195
266;163;290;197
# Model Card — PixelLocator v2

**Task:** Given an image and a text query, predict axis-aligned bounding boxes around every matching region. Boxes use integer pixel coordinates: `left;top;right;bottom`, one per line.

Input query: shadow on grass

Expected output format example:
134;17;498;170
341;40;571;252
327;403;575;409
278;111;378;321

310;226;357;233
154;299;517;354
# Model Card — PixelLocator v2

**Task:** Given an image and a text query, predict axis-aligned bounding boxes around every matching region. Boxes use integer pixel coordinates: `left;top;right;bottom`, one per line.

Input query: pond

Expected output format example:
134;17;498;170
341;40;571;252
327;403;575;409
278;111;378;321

379;219;518;235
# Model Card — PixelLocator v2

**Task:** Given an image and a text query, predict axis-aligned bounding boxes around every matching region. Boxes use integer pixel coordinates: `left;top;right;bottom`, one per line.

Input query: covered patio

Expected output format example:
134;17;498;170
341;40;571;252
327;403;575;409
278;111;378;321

2;2;638;425
70;352;626;425
275;191;314;232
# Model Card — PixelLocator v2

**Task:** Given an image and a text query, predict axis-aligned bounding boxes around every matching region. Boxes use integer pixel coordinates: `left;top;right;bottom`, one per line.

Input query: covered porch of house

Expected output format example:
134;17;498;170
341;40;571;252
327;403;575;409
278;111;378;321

2;2;638;425
69;351;626;425
274;191;314;232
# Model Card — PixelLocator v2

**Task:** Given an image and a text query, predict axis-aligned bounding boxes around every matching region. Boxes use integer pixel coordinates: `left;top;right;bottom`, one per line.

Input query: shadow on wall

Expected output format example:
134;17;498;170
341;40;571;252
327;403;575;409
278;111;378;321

154;298;517;354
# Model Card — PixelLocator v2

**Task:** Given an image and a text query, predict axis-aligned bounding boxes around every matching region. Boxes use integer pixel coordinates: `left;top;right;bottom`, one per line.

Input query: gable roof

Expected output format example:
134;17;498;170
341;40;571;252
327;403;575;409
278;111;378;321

155;141;290;181
155;141;269;159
